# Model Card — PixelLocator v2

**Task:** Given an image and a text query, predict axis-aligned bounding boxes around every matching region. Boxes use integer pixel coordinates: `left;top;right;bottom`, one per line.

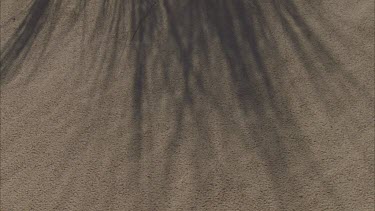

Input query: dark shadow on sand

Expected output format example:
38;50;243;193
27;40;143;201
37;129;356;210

1;0;363;210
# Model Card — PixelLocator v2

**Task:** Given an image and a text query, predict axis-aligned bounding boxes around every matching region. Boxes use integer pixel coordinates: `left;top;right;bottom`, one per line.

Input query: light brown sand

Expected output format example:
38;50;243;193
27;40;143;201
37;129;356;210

1;0;374;210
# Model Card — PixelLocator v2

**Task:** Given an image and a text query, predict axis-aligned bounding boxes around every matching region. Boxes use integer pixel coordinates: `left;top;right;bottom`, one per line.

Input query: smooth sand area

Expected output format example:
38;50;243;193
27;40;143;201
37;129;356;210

1;0;374;210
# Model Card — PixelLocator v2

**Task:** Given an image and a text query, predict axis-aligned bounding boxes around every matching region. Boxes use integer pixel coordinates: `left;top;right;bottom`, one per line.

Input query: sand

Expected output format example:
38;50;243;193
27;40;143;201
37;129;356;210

1;0;374;210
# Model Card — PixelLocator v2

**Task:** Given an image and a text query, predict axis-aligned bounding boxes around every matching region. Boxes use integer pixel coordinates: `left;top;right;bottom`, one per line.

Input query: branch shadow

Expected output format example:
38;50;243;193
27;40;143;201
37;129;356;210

1;0;366;210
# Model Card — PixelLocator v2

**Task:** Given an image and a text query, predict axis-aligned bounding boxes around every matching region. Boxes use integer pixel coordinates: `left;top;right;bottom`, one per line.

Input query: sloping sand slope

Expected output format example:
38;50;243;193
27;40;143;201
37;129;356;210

1;0;374;210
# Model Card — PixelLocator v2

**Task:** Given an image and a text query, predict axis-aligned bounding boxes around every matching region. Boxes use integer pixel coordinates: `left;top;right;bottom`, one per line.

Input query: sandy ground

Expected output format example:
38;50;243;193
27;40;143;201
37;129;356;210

1;0;374;210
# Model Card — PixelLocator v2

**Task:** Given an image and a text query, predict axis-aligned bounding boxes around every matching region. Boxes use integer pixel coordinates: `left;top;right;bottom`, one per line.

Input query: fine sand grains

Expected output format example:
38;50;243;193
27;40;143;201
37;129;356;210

1;1;374;210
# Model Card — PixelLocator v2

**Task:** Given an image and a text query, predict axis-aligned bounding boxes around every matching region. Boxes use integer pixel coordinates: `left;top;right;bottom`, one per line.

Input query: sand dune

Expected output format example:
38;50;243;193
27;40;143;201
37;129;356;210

1;0;374;210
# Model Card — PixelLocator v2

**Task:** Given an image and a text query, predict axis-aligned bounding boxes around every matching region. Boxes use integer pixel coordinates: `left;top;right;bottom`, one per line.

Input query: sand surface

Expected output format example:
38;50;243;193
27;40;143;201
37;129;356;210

1;0;374;210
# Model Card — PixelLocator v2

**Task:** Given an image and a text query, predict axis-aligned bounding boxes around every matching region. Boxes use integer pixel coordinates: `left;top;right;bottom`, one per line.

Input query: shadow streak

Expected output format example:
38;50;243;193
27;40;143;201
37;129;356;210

1;0;364;210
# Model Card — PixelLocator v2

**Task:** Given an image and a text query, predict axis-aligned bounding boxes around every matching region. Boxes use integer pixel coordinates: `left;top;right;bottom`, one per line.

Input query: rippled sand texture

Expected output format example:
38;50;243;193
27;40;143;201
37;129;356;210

1;0;374;210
